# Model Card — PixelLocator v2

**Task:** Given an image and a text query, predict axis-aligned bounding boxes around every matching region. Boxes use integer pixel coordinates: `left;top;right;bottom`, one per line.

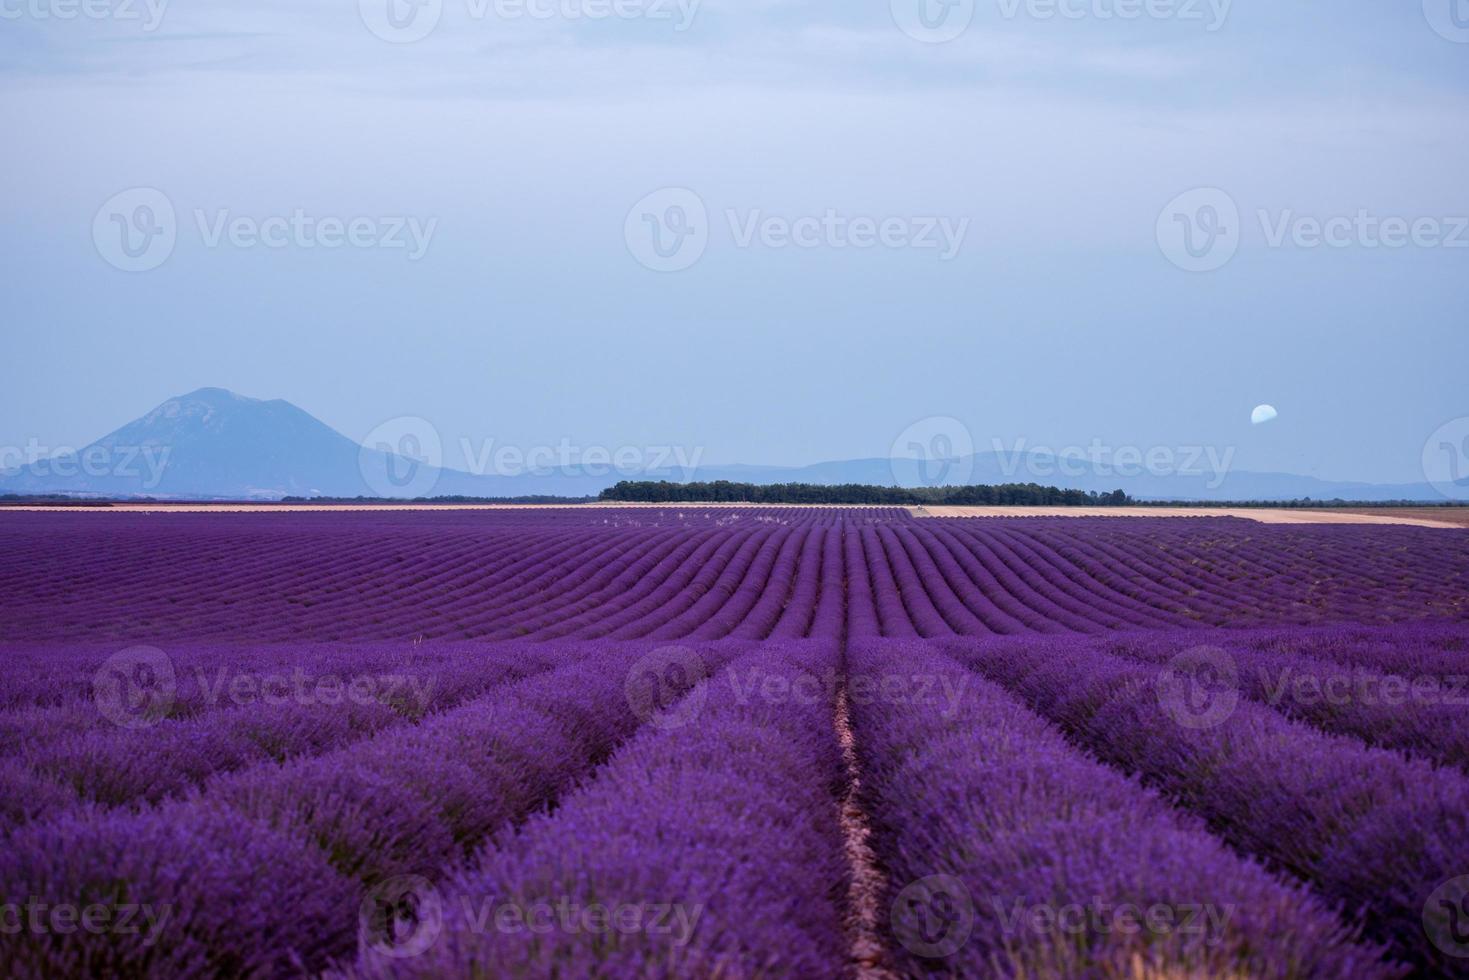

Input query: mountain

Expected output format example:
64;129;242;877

0;388;511;500
2;388;1462;502
0;388;689;499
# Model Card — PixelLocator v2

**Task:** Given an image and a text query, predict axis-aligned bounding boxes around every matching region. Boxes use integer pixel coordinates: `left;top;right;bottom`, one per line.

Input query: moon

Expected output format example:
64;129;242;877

1251;404;1278;425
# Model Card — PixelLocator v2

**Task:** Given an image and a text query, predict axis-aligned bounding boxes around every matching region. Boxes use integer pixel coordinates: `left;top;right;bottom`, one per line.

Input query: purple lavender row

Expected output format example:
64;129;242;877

917;523;1070;633
871;525;951;636
985;526;1208;628
1225;623;1469;679
1102;625;1469;772
0;801;359;977
352;640;850;979
727;526;814;639
0;518;681;643
50;640;577;731
847;638;1398;978
199;640;748;885
928;525;1106;633
698;529;799;629
529;530;734;639
0;642;500;801
645;530;782;640
564;532;746;639
0;639;465;713
5;516;1469;644
1100;523;1469;625
859;525;921;638
361;526;661;640
600;529;785;642
522;524;811;642
1008;520;1468;628
886;524;1028;634
953;526;1129;632
1036;525;1262;623
0;642;567;823
0;640;548;749
845;523;882;638
0;640;743;976
960;524;1191;629
900;523;1186;635
765;524;847;640
690;527;803;639
946;633;1469;974
971;527;1169;631
521;530;749;642
474;529;695;638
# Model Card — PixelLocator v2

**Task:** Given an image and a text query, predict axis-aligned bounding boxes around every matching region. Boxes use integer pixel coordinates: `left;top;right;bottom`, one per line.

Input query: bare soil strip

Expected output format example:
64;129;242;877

1327;507;1469;528
833;680;899;980
916;505;1467;529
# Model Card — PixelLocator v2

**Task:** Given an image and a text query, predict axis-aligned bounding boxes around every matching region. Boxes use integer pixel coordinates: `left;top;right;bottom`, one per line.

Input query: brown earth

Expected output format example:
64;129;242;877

914;506;1469;529
1323;507;1469;528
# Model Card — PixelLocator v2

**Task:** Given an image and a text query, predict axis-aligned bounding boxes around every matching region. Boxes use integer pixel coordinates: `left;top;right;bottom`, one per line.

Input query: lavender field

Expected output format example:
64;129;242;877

2;508;1468;978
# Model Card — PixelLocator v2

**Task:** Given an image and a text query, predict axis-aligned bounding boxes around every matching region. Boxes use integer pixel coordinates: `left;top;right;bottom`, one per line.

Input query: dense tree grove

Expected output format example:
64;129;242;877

599;481;1133;506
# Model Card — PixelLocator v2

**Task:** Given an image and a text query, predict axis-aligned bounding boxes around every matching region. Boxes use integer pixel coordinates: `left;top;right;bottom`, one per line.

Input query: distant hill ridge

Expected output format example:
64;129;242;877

1;388;1460;502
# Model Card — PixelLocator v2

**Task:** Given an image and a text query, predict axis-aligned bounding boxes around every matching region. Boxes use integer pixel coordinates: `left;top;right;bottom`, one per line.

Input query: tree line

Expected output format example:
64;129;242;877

598;481;1133;506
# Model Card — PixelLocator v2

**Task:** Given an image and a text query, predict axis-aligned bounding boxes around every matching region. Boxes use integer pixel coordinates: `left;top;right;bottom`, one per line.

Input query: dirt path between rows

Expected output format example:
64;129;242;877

834;679;899;979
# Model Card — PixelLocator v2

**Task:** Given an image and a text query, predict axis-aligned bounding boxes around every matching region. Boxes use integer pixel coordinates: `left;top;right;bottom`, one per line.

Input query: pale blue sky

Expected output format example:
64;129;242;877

2;1;1466;483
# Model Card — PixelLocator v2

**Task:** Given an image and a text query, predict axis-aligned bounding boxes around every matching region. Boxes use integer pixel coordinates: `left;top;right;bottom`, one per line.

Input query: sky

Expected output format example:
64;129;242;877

2;0;1467;485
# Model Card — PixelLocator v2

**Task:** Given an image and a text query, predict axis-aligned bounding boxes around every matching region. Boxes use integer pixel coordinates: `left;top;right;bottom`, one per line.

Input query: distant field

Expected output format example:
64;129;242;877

1325;506;1469;527
918;504;1469;528
5;500;1467;529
